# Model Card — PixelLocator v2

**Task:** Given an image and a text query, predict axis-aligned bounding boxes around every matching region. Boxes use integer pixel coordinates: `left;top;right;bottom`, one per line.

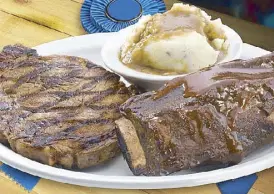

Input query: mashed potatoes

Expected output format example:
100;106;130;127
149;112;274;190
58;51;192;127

120;3;229;75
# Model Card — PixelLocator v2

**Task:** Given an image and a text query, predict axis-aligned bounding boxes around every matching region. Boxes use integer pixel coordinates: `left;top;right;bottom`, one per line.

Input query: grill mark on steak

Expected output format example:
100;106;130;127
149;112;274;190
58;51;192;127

80;73;119;91
84;129;116;147
29;119;116;147
41;69;112;89
16;116;114;139
9;66;50;91
20;87;118;113
84;88;118;105
42;73;82;88
32;128;117;148
0;45;134;169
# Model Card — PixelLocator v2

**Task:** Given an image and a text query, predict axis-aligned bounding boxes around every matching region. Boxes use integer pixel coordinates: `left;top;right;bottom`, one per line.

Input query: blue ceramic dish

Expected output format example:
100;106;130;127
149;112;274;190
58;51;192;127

80;0;106;33
81;0;166;33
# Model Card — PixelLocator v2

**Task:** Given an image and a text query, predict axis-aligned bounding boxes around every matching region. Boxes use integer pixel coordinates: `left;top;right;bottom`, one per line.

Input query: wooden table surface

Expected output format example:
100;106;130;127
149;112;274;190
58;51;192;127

0;0;274;193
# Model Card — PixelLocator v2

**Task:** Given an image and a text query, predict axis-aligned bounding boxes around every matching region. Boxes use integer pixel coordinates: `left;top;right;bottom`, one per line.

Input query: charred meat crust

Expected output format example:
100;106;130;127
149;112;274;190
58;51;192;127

118;52;274;176
0;44;133;169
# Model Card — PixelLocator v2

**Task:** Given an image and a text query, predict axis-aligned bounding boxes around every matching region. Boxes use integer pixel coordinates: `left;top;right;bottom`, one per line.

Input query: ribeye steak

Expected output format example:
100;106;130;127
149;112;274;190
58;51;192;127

0;45;135;169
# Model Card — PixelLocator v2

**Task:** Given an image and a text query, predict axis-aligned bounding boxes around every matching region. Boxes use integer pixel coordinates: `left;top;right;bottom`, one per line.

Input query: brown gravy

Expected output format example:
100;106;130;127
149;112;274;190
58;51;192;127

125;50;226;76
154;54;274;99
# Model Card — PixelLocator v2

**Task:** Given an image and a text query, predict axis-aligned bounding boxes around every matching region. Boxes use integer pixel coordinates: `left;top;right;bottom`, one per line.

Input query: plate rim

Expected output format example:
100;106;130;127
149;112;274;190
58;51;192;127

1;142;274;189
0;33;273;189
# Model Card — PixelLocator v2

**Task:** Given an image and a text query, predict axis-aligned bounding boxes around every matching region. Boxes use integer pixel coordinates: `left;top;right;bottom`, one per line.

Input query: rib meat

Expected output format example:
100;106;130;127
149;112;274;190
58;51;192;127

117;52;274;175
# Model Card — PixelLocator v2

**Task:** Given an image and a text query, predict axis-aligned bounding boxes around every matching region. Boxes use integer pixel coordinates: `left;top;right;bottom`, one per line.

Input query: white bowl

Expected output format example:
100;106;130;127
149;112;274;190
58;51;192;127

101;24;243;91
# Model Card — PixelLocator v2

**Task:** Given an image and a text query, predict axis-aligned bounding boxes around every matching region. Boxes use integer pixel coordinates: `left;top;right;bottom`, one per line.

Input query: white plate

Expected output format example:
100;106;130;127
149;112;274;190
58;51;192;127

0;33;272;189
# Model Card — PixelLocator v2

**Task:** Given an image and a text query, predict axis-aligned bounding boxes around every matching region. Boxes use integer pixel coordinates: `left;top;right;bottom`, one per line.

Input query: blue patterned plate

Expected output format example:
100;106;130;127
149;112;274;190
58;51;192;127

81;0;166;33
80;0;106;33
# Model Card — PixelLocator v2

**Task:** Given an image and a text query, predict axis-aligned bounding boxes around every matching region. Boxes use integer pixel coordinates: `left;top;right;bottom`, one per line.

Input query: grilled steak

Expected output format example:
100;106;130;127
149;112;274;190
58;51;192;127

116;52;274;176
0;45;135;169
